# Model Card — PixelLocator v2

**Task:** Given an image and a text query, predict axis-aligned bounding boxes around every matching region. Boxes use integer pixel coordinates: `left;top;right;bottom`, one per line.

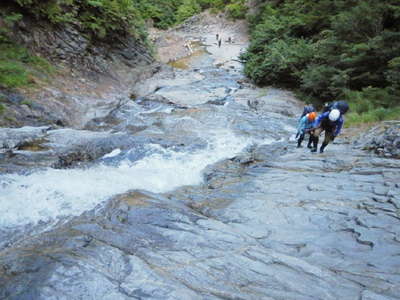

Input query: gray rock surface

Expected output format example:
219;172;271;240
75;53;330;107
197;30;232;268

1;14;400;300
358;121;400;159
1;138;399;299
0;126;49;149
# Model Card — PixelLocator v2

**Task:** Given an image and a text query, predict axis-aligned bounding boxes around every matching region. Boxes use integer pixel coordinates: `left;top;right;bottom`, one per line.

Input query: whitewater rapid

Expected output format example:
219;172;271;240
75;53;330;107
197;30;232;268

0;129;252;228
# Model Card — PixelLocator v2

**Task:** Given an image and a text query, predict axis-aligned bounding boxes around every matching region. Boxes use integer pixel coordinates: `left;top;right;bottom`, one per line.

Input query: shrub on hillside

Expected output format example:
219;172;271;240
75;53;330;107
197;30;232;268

176;0;201;23
242;0;400;119
226;1;247;20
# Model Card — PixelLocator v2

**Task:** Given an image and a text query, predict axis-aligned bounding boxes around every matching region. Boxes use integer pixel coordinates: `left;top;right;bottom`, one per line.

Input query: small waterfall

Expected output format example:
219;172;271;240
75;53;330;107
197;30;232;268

0;129;251;228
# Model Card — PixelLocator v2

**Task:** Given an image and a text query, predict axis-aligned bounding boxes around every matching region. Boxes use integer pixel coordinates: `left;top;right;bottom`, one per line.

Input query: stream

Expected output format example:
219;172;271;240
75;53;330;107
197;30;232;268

1;22;400;300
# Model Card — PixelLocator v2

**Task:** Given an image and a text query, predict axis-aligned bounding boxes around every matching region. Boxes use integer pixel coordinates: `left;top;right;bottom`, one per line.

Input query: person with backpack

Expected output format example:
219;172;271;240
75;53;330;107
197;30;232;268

296;112;317;148
310;109;344;153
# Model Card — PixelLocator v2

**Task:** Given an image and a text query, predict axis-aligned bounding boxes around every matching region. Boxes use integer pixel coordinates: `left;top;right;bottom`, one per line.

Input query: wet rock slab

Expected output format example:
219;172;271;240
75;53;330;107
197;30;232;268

1;137;400;299
0;127;142;172
1;15;400;300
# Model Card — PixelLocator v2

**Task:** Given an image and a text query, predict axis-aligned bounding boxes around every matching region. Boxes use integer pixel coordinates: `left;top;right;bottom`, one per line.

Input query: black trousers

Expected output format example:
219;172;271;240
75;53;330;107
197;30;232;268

297;132;313;147
311;127;335;152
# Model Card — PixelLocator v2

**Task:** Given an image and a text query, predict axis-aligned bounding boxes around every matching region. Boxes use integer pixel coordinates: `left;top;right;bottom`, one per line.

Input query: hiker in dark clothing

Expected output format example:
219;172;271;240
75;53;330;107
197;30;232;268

310;109;344;153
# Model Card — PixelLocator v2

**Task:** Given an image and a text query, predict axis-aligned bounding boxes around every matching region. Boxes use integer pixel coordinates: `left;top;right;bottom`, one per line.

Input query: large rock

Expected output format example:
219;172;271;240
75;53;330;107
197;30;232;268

0;126;49;149
15;18;153;76
357;121;400;159
0;127;140;172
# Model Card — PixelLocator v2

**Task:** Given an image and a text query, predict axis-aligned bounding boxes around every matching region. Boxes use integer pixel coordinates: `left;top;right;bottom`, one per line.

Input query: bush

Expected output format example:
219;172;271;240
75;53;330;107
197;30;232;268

386;57;400;92
346;87;398;110
345;87;400;126
346;107;400;126
226;1;247;20
0;103;5;114
0;41;54;88
299;65;349;100
0;61;28;88
176;0;201;23
9;0;148;41
242;38;315;86
242;0;400;123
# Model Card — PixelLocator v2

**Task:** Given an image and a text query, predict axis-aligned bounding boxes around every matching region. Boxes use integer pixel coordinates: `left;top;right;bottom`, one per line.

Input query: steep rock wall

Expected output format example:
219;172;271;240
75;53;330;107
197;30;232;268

0;11;155;128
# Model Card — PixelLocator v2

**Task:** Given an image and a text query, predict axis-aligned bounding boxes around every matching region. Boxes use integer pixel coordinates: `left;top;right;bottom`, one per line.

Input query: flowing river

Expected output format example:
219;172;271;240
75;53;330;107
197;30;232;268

1;20;400;300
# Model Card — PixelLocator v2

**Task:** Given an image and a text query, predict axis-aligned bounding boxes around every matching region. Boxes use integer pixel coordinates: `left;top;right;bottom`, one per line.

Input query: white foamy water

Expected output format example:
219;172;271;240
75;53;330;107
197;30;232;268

0;129;250;228
102;148;121;159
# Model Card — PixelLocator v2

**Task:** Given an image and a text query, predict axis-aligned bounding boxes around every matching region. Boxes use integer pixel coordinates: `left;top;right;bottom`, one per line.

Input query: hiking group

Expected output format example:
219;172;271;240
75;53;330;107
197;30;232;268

296;100;349;153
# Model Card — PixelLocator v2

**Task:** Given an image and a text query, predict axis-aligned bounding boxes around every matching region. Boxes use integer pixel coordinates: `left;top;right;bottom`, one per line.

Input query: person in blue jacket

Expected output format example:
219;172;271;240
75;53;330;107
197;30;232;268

310;109;343;153
296;112;317;148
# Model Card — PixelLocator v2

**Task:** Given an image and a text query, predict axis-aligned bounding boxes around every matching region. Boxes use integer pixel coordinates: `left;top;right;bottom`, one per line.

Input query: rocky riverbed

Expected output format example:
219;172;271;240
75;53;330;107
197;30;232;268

1;14;400;300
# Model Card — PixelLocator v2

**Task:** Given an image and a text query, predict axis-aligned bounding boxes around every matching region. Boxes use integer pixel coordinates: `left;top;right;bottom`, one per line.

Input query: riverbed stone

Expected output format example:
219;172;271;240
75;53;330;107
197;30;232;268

1;13;400;300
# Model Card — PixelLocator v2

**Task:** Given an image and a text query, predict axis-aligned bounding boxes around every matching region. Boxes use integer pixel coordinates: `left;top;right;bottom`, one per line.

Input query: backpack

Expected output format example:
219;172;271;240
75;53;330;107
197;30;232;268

300;105;315;119
322;101;349;114
322;102;333;113
333;100;349;114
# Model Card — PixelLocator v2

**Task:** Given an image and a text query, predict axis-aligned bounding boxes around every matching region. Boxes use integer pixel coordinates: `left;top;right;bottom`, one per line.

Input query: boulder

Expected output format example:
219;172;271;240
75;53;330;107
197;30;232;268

359;121;400;159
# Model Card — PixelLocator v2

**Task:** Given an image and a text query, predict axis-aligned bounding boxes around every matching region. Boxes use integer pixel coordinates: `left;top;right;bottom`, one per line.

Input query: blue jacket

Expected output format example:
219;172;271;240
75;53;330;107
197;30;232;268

297;115;314;134
313;111;344;136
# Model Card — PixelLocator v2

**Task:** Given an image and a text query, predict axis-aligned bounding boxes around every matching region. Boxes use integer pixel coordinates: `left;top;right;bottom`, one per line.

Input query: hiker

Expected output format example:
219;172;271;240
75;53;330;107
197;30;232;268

218;38;222;48
216;33;219;41
310;109;343;153
297;112;317;148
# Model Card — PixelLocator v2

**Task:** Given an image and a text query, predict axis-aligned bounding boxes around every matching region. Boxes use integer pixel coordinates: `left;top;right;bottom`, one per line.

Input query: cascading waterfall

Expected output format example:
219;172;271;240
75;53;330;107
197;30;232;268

0;128;251;228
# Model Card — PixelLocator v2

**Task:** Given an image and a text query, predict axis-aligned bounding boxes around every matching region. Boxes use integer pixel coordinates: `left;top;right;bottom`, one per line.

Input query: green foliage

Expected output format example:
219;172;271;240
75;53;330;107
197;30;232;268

386;57;400;92
176;0;201;23
134;0;247;29
134;0;186;29
346;87;398;112
243;38;315;85
346;107;400;126
299;65;349;100
3;13;23;25
9;0;147;40
0;103;6;114
0;0;248;88
0;42;54;88
20;100;33;107
343;87;400;126
6;0;248;39
1;12;23;43
0;61;28;88
226;1;247;20
242;0;400;122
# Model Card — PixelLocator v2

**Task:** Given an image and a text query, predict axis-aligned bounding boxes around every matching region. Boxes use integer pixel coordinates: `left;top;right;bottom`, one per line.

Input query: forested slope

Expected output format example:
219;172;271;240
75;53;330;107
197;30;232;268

0;0;247;91
241;0;400;124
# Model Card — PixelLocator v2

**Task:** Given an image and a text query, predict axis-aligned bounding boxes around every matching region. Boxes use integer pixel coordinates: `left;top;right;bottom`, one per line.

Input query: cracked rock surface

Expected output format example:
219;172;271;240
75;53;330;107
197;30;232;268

1;13;400;300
